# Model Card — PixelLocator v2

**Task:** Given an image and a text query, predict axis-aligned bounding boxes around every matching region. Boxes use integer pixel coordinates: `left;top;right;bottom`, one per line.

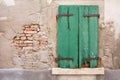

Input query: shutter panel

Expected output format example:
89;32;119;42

69;6;79;68
58;6;79;68
58;6;69;68
89;6;99;68
58;5;99;68
79;6;89;67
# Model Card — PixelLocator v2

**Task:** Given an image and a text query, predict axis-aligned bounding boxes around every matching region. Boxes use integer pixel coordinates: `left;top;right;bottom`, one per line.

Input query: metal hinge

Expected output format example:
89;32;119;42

84;14;100;18
55;57;74;62
56;14;73;18
85;57;99;61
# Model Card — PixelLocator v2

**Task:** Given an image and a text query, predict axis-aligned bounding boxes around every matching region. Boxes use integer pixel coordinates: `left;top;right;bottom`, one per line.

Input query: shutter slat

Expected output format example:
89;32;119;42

58;6;69;68
79;6;89;67
89;6;99;68
69;6;79;68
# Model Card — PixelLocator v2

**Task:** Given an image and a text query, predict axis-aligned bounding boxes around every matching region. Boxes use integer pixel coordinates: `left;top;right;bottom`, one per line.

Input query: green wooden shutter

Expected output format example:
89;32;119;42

79;6;89;68
58;5;99;68
58;6;69;68
79;5;99;68
58;6;79;68
69;6;79;68
89;6;99;68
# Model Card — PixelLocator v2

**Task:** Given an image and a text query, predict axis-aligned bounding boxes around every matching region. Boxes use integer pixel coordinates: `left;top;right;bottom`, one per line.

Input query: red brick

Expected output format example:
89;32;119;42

24;31;37;34
24;25;30;28
20;36;26;40
25;27;31;31
13;36;20;40
23;47;33;50
13;39;20;44
24;40;33;44
26;34;33;36
31;24;39;28
27;43;33;47
19;43;27;47
19;33;25;36
27;36;33;40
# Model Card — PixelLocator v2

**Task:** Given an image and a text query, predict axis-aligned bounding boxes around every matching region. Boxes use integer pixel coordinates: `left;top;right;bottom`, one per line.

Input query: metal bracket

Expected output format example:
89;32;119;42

55;57;74;62
56;14;73;18
84;14;100;18
85;57;99;61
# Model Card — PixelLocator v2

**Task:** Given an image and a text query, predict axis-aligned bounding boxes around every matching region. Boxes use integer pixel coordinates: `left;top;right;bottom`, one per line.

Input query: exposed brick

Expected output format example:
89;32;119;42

13;39;20;44
23;47;33;50
20;36;26;40
27;43;33;47
31;24;39;28
31;24;40;32
19;33;26;36
24;27;31;31
26;33;33;36
24;25;30;28
12;23;49;69
19;43;27;47
24;31;38;34
24;41;33;44
27;36;33;40
13;36;20;40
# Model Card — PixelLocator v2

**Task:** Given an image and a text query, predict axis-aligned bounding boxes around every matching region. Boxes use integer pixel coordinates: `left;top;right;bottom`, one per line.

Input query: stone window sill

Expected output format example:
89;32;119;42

52;68;104;75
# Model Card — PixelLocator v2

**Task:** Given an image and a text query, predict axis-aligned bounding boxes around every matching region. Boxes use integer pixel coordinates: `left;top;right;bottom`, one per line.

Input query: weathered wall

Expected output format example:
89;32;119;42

0;0;57;69
104;0;120;69
0;0;106;69
0;69;52;80
0;0;119;70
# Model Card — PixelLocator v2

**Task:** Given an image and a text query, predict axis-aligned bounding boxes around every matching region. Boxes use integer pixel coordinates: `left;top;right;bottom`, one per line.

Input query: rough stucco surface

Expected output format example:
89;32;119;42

104;70;120;80
0;69;52;80
0;0;105;69
0;0;57;69
0;0;119;70
104;0;120;69
99;22;115;69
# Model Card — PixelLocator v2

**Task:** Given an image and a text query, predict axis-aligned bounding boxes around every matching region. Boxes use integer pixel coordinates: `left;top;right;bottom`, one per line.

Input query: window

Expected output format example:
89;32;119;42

57;5;99;68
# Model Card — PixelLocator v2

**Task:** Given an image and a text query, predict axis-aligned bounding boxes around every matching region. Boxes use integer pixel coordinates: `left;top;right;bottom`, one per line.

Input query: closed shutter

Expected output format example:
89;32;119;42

58;6;79;68
58;5;99;68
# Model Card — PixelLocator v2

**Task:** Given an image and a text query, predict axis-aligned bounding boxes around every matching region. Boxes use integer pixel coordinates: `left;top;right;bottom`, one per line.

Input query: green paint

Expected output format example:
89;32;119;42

58;6;69;68
69;6;79;68
89;6;99;68
58;5;99;68
79;6;89;68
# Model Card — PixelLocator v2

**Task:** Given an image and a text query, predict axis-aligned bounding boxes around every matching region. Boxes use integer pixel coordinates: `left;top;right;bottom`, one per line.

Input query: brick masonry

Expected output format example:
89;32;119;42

12;24;53;69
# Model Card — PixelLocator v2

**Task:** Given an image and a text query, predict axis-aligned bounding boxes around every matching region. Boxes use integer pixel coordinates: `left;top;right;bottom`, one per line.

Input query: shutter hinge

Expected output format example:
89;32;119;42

85;57;99;61
55;57;74;62
56;14;73;18
84;14;100;18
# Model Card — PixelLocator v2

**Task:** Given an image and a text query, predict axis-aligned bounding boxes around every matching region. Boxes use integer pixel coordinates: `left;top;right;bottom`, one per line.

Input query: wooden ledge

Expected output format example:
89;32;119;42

52;68;104;75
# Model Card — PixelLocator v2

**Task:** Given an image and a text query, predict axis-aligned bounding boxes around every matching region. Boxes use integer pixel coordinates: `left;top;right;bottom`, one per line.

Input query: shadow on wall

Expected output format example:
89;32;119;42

113;33;120;69
100;21;115;69
100;21;120;69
